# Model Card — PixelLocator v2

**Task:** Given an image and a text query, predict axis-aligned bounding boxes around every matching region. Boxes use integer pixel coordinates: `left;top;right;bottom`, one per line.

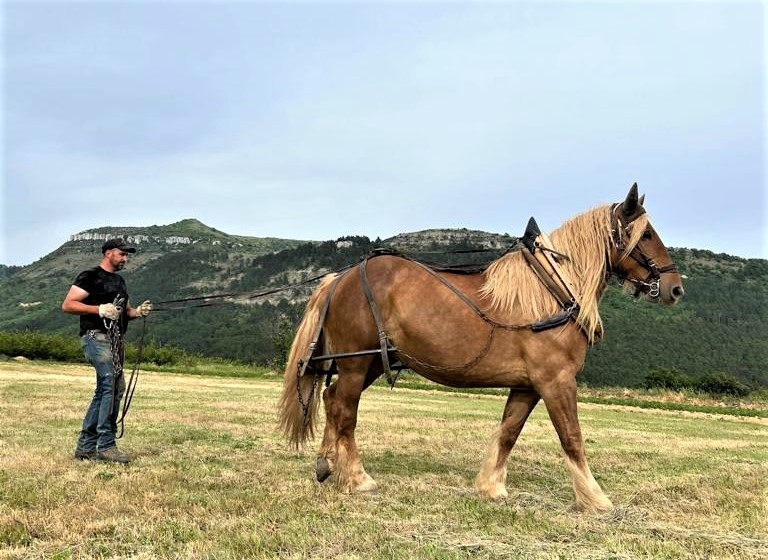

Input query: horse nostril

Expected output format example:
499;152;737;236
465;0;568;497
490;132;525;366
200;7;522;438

672;285;685;299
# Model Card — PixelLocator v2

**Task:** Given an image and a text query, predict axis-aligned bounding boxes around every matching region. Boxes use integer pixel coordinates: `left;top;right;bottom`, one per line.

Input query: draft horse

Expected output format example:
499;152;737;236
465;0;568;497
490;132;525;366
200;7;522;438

278;184;684;511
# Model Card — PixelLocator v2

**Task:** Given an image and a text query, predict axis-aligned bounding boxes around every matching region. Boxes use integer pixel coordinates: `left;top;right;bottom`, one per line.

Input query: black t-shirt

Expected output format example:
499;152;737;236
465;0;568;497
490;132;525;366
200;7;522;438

72;266;130;336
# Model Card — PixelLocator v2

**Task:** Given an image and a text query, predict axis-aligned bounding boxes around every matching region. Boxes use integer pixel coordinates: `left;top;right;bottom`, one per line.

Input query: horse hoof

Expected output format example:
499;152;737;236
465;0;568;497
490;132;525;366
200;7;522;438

354;475;378;493
475;482;508;500
315;457;332;482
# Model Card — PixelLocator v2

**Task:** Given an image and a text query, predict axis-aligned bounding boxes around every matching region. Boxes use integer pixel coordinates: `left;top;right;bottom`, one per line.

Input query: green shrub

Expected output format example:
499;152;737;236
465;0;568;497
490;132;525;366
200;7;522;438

0;329;190;367
695;373;751;397
127;340;187;366
269;312;296;370
0;330;84;362
644;368;694;391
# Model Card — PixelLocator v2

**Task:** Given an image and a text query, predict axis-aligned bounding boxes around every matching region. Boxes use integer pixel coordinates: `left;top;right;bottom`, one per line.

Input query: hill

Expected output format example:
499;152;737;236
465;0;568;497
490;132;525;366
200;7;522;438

0;220;766;388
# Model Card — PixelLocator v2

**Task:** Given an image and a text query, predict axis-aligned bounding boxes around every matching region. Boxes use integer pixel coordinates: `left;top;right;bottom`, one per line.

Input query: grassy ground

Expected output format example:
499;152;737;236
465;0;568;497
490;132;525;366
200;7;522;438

1;361;766;560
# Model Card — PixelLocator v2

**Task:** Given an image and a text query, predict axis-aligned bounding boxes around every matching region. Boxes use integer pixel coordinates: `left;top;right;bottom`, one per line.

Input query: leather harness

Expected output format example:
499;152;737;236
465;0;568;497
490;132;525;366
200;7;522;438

608;203;679;297
295;208;677;413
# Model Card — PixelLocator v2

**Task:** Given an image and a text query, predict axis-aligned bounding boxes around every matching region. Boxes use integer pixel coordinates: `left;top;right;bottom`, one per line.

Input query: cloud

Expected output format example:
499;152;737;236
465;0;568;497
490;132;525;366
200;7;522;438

2;1;765;265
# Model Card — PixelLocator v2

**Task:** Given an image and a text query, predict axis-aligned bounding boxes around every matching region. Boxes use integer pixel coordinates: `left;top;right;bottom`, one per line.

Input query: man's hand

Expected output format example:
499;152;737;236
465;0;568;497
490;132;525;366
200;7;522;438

135;300;153;317
98;303;120;320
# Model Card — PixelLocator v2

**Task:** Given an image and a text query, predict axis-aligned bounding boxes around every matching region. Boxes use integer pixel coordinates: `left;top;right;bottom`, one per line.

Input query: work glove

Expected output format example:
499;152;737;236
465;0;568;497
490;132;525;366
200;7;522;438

135;300;153;317
98;303;120;321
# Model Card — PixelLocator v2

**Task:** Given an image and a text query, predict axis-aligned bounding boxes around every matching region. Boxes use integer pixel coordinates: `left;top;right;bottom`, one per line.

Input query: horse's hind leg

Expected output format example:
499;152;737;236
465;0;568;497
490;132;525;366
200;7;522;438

475;389;540;499
315;384;337;483
316;358;379;493
539;375;613;512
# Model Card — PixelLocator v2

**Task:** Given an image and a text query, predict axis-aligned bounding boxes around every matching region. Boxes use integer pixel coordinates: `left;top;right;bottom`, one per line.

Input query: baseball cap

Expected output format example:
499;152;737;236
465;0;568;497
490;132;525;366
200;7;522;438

101;238;136;254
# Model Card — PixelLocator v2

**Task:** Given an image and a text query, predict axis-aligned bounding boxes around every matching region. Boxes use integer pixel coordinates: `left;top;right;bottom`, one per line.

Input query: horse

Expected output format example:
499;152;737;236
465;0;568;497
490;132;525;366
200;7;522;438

278;184;684;511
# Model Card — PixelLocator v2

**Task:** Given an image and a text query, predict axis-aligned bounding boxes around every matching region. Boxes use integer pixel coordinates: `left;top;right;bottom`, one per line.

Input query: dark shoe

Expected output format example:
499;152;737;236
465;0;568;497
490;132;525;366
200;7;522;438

96;447;131;464
74;448;97;461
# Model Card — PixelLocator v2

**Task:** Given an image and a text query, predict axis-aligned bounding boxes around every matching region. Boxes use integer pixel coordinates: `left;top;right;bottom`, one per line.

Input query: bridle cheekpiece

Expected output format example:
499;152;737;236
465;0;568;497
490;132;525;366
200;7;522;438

608;202;678;298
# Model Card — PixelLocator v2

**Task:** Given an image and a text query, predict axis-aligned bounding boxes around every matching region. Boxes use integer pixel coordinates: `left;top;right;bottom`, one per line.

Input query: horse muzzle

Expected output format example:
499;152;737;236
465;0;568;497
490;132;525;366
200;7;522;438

655;275;684;305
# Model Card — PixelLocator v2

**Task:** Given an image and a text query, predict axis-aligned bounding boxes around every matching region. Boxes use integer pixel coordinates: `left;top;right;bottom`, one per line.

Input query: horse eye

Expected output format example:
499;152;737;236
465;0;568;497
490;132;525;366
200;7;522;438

642;230;653;240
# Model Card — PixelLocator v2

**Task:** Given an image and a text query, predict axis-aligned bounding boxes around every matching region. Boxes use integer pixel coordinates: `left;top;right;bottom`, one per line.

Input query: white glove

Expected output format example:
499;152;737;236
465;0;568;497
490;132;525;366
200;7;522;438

98;303;120;321
135;300;153;317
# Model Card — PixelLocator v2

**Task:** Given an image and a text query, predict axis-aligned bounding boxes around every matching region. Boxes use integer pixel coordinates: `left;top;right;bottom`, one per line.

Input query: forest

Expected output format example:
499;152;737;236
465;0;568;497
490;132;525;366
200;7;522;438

1;223;766;389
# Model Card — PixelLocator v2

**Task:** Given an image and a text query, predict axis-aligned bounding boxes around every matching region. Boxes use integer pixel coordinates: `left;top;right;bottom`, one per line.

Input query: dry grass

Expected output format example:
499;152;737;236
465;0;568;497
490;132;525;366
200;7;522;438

1;361;766;559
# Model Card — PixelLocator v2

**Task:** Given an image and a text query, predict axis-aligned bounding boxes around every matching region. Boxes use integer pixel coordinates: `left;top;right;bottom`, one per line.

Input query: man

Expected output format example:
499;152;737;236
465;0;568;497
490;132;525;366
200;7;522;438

61;238;152;463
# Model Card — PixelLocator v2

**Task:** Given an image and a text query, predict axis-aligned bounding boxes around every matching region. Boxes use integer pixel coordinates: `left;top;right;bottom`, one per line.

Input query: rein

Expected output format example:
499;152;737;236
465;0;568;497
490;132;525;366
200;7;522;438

107;247;503;426
151;264;356;311
117;317;146;438
102;297;147;439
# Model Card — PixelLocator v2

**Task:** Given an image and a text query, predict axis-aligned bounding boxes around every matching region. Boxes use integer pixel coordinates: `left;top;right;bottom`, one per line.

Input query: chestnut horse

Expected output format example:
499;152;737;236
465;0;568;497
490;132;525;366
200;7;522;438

278;184;684;511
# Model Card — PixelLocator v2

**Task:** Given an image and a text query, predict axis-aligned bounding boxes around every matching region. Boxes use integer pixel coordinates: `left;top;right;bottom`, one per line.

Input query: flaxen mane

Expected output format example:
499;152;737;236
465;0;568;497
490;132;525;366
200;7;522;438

479;205;650;343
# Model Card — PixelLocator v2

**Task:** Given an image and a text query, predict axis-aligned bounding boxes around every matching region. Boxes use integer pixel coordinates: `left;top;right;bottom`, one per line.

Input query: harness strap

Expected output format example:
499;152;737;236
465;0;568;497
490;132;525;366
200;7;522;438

358;258;398;387
536;232;580;299
521;243;591;338
411;259;553;332
521;248;574;310
296;272;346;423
384;252;559;332
301;273;345;373
409;260;492;322
609;202;679;297
297;244;592;395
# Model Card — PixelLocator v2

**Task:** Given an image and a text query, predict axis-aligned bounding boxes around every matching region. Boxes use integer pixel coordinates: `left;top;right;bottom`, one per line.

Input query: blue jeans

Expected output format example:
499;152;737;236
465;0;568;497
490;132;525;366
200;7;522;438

75;333;125;452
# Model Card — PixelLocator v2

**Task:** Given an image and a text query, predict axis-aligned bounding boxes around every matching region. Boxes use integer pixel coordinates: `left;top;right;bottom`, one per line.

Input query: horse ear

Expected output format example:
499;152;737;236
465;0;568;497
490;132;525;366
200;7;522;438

622;183;639;215
639;194;646;206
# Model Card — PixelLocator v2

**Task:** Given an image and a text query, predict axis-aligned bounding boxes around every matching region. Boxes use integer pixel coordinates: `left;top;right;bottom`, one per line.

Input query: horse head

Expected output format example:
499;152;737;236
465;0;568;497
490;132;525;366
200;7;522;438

608;183;685;304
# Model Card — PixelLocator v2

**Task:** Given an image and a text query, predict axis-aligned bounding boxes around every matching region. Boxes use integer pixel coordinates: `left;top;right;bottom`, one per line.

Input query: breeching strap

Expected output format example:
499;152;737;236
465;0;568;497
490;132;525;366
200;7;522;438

296;272;346;424
358;258;399;387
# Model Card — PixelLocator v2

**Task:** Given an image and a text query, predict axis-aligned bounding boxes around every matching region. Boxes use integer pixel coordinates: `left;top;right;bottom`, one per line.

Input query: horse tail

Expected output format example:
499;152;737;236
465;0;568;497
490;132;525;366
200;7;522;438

278;274;337;449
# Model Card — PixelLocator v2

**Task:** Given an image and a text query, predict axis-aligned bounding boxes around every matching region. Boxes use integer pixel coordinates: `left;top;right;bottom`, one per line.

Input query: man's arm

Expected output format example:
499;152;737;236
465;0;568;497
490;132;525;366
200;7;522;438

61;285;95;315
62;285;120;320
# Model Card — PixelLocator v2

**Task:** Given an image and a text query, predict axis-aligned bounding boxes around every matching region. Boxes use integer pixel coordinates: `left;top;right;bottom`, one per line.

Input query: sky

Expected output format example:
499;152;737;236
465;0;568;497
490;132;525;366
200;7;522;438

2;0;766;266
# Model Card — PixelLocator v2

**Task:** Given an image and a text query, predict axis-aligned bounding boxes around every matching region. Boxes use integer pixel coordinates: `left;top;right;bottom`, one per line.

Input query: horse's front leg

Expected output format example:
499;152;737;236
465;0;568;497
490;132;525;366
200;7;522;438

475;389;540;499
538;373;613;512
317;358;378;493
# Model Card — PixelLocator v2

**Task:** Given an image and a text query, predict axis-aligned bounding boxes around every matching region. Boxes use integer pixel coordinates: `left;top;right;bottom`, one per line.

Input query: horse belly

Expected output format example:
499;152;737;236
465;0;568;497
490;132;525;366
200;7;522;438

398;329;533;389
414;365;533;389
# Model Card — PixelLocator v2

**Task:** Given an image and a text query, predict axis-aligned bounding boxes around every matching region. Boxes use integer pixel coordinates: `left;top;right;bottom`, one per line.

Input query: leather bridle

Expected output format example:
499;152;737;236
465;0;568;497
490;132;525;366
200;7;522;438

608;203;678;298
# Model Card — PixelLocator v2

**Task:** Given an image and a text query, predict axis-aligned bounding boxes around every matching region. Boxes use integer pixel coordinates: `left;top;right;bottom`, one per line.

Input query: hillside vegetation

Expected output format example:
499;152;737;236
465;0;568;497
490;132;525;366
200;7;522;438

0;220;766;389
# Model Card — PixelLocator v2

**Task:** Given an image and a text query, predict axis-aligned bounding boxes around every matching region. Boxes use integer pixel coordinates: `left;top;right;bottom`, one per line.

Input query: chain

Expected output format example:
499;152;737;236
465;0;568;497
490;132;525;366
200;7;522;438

395;326;497;374
103;310;125;435
296;362;321;426
100;295;145;438
104;318;124;376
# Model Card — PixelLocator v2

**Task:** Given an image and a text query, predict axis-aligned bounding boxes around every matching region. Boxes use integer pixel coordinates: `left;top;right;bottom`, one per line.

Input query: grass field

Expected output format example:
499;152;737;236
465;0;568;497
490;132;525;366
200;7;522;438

1;361;766;559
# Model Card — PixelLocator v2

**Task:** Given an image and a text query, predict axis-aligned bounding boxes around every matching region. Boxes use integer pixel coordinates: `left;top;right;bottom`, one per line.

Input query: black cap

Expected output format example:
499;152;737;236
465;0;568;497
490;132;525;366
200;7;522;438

101;238;136;254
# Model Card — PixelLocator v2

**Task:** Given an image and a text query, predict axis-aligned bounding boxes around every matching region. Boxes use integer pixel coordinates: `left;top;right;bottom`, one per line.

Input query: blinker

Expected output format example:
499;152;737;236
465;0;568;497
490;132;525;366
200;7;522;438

521;217;541;253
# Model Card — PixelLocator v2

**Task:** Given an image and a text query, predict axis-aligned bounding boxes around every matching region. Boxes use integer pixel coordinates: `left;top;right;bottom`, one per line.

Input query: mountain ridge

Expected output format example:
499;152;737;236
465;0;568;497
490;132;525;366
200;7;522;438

1;219;766;388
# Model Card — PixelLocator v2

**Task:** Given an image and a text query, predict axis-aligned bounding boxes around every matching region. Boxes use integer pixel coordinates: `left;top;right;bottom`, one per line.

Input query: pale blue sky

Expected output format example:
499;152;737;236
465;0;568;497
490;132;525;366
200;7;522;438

2;0;766;265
